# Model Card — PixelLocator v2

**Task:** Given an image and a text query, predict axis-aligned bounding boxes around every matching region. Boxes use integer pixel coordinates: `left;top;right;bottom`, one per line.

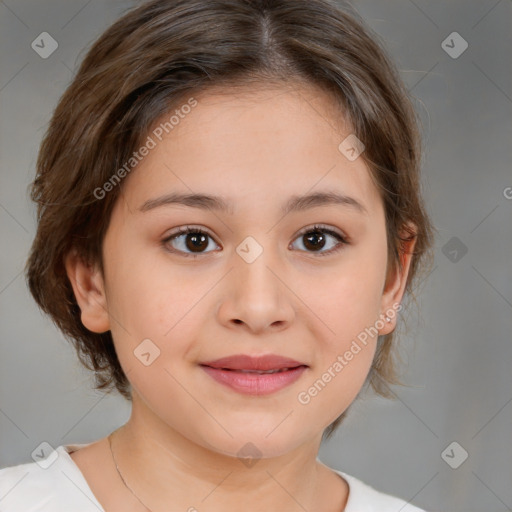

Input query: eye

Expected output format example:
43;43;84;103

290;224;348;256
162;226;220;258
162;224;348;259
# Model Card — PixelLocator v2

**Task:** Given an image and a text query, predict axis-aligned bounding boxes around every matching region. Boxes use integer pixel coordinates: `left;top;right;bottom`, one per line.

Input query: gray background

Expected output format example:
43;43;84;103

1;1;511;511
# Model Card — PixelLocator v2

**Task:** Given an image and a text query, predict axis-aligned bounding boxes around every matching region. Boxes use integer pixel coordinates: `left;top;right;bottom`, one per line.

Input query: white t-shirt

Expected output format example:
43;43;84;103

0;443;427;511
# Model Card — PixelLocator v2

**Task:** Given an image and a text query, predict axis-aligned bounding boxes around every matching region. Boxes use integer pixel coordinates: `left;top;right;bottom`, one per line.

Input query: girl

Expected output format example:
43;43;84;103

0;0;435;510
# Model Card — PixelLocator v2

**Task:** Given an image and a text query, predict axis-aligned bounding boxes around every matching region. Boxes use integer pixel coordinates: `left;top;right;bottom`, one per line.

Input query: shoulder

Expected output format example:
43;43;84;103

337;470;428;512
0;444;104;512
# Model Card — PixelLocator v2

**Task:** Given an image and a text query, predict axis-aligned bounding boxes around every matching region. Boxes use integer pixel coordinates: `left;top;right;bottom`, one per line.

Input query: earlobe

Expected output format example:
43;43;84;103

64;250;110;333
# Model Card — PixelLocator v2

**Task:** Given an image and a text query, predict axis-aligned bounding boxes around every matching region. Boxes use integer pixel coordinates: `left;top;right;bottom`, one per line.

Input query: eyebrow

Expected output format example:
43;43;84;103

138;190;368;216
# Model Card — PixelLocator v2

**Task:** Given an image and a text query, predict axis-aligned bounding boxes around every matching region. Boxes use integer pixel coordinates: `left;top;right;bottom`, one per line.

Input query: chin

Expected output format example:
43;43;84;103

194;420;317;461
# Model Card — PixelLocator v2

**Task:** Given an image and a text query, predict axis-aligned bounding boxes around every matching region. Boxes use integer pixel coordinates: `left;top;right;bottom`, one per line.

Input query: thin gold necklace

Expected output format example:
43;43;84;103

108;428;153;512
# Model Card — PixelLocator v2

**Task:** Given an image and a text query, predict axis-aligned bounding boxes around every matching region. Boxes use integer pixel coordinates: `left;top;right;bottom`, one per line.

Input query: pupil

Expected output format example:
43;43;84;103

186;233;208;252
304;230;325;251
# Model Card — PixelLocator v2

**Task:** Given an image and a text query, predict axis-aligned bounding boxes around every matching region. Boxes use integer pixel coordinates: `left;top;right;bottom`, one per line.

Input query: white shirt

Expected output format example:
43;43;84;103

0;443;427;511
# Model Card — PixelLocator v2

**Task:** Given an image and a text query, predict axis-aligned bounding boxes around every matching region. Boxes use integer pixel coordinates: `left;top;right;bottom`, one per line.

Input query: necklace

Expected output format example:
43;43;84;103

108;428;153;512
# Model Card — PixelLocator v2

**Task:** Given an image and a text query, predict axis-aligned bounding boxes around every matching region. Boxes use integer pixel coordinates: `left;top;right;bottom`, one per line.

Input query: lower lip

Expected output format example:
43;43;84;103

200;365;308;395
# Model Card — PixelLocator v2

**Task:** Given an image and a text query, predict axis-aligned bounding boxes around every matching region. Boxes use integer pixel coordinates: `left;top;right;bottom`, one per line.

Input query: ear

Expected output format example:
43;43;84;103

379;223;417;335
64;249;110;333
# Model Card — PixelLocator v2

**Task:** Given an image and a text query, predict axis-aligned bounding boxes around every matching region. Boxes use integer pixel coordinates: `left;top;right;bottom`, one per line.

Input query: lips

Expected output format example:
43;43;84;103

200;354;307;372
199;354;308;395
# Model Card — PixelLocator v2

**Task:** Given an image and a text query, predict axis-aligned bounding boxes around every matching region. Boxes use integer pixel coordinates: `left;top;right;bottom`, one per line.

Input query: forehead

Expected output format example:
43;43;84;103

117;82;382;218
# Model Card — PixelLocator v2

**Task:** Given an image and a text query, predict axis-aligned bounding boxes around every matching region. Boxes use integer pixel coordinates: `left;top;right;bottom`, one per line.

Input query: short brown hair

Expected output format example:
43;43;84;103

25;0;435;439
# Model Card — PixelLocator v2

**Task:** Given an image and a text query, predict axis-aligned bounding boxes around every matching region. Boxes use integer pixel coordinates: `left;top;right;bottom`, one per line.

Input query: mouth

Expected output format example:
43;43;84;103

199;354;309;395
215;367;302;374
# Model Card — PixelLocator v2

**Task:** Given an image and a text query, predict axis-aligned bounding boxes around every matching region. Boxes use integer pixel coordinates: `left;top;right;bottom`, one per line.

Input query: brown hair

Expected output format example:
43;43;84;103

25;0;435;439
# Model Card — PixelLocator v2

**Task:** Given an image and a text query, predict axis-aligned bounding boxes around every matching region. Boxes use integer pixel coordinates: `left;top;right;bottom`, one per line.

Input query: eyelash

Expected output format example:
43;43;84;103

162;224;349;259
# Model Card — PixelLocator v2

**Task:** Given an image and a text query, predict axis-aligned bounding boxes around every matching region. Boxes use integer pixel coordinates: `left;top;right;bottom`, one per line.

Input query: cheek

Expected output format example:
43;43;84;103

105;243;206;336
296;329;377;429
303;257;387;342
295;249;386;408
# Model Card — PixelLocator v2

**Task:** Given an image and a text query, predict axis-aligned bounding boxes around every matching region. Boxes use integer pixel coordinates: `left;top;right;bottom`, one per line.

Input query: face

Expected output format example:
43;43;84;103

67;82;413;459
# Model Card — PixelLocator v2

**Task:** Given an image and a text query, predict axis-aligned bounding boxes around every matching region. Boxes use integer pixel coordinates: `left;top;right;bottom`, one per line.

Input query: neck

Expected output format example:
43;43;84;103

109;392;347;512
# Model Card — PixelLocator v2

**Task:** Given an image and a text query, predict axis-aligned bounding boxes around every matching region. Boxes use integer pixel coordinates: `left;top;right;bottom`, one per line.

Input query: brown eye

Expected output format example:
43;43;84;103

183;232;209;252
163;224;347;259
303;230;327;251
290;225;348;256
163;227;219;257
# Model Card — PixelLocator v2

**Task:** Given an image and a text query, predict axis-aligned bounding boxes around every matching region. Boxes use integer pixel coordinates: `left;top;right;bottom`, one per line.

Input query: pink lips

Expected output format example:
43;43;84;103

199;354;308;395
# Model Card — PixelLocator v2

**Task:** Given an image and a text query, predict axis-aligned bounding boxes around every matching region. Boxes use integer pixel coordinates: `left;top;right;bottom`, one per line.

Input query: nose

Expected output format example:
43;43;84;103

216;247;296;334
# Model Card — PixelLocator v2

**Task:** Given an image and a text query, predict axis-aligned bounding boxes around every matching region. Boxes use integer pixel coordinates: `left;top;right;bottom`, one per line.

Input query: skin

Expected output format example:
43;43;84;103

65;81;416;512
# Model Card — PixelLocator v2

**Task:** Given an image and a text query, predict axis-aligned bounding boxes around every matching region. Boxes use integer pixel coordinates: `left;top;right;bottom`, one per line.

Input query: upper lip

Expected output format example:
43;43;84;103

200;354;308;371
